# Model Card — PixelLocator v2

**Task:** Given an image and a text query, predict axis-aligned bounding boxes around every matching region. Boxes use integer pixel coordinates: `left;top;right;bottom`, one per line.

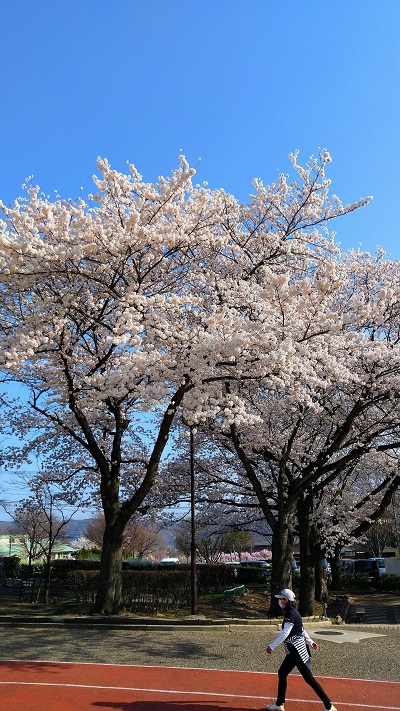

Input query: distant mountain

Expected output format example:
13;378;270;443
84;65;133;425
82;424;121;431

0;518;92;541
63;519;92;541
0;521;20;534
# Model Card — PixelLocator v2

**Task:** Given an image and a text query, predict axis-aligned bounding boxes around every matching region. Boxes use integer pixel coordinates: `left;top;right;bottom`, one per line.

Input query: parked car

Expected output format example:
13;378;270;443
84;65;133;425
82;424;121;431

340;558;380;585
160;557;180;564
368;557;386;575
237;559;271;582
239;559;271;568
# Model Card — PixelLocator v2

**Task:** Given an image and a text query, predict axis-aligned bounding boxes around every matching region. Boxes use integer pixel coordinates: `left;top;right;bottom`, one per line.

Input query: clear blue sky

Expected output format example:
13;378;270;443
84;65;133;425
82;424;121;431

1;0;399;257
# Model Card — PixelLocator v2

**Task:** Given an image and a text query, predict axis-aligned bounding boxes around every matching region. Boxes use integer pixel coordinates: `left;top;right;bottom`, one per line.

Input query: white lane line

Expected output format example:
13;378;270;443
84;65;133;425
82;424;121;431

0;681;398;709
0;659;400;688
0;658;399;686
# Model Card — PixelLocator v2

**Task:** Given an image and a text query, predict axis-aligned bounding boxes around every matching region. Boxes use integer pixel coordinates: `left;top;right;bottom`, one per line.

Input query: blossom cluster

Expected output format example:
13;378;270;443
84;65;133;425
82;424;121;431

1;150;396;567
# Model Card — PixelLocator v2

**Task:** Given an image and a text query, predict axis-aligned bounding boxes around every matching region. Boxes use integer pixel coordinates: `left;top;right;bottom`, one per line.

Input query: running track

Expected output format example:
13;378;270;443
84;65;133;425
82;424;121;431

0;661;398;711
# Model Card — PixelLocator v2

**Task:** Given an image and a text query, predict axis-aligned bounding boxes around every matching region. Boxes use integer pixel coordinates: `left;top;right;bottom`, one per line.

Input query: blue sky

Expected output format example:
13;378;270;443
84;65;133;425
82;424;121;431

1;0;399;257
0;1;399;517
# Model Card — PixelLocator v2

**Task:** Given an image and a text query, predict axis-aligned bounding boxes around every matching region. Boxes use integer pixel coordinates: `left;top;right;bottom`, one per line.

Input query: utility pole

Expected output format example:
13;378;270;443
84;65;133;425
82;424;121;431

190;426;197;614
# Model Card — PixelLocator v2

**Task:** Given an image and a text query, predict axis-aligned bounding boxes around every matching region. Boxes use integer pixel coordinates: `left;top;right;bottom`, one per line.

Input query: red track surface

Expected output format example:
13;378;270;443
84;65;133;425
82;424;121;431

0;660;398;711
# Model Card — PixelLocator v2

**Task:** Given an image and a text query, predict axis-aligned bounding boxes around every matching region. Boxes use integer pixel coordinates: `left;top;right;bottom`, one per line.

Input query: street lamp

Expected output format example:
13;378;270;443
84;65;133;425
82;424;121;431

190;426;197;615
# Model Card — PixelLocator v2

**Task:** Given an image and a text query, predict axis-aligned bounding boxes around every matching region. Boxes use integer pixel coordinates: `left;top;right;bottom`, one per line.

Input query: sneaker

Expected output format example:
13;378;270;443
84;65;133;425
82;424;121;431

325;706;337;711
266;705;285;711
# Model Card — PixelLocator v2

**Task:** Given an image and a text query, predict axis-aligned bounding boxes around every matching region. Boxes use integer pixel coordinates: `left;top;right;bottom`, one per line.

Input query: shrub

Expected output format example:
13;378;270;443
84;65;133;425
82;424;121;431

341;572;370;590
196;564;237;592
20;563;44;579
76;547;101;560
122;558;155;569
65;564;239;613
122;569;191;612
52;558;100;581
66;569;99;603
234;566;271;585
1;556;22;579
379;574;400;591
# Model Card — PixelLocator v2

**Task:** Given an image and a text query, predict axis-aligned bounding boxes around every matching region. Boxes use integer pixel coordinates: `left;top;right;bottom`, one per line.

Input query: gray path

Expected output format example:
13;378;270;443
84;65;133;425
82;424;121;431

0;623;398;682
348;593;400;625
0;592;398;683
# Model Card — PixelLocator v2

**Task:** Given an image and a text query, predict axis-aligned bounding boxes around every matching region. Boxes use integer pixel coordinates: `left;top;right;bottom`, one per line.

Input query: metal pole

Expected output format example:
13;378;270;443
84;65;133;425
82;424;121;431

190;426;197;614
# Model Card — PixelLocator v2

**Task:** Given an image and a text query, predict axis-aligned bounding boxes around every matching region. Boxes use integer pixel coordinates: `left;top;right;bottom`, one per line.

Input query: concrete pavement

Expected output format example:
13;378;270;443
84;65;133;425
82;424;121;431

346;593;400;625
0;591;398;683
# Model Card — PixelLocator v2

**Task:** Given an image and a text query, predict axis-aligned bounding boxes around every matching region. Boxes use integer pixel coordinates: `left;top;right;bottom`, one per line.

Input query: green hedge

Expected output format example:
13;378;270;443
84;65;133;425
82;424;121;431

379;574;400;591
66;564;238;612
196;564;237;592
66;568;191;611
234;566;271;585
51;558;101;580
341;572;371;590
0;556;22;579
66;570;99;603
123;570;191;612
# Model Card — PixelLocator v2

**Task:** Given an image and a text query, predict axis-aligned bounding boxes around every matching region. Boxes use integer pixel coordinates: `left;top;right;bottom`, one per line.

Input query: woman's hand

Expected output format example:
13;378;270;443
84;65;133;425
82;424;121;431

266;646;272;654
311;642;318;650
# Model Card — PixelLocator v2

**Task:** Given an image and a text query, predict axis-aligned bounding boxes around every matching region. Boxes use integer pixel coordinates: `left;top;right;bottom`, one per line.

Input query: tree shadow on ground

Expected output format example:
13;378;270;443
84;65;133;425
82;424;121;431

92;702;251;711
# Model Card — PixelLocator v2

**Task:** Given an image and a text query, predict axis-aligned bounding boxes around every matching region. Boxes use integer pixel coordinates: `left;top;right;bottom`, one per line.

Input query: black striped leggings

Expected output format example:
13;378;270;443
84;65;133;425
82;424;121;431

276;647;332;708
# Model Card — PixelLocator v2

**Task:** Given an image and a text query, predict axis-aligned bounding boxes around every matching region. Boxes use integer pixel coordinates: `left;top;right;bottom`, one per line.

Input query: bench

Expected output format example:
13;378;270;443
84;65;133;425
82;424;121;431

354;606;365;622
223;585;245;599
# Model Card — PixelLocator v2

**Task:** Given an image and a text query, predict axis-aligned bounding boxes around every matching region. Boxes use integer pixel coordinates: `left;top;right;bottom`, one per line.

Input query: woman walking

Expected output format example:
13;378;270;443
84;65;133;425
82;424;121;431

265;589;337;711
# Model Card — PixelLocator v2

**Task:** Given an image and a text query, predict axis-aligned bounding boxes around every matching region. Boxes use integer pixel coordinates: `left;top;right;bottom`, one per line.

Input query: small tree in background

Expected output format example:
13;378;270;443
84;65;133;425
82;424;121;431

84;512;164;559
174;519;192;562
223;530;255;561
196;530;226;564
13;482;79;603
361;517;395;557
13;502;47;576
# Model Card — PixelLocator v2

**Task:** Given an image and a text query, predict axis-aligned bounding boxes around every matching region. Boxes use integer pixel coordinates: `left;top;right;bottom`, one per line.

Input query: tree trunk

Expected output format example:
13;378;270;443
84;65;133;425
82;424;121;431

314;559;328;604
297;493;315;616
268;512;294;617
43;554;51;605
312;529;329;604
91;525;124;615
27;550;33;579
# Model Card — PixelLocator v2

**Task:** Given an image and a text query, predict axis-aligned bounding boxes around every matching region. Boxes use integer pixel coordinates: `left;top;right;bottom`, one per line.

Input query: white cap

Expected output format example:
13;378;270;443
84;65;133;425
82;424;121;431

275;588;295;602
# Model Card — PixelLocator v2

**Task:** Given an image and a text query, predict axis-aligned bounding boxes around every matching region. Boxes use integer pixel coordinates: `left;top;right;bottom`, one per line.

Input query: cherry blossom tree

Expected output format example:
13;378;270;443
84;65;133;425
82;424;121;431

310;453;400;590
0;156;237;614
0;151;371;614
167;249;400;614
297;454;399;602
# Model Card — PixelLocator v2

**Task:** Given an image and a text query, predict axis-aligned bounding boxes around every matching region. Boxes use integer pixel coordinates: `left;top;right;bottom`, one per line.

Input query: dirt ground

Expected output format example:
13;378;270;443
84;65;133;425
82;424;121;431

0;580;345;621
195;588;345;619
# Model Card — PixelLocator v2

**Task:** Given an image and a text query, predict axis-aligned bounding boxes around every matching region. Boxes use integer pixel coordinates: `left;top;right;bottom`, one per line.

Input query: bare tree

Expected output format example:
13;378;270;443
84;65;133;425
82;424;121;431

85;512;164;559
14;482;79;603
196;530;226;564
175;519;192;561
223;530;255;561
